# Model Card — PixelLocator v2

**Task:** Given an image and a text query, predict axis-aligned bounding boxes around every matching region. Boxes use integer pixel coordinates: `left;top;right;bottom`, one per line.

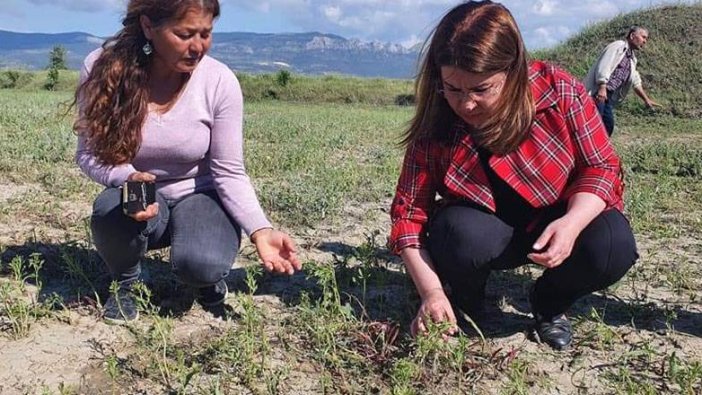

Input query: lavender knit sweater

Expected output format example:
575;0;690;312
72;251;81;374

75;49;271;235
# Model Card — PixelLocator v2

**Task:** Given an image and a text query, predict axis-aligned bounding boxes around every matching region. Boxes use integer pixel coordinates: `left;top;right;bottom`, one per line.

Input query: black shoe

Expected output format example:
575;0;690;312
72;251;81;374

103;284;139;324
196;279;228;307
533;313;572;350
529;288;572;350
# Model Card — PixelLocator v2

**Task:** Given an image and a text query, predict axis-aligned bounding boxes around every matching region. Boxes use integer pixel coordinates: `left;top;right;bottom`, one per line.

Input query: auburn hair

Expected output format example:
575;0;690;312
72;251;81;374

73;0;220;165
402;0;534;155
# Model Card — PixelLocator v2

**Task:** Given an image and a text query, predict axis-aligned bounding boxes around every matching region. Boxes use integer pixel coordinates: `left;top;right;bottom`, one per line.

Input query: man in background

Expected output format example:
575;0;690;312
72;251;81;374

584;26;660;136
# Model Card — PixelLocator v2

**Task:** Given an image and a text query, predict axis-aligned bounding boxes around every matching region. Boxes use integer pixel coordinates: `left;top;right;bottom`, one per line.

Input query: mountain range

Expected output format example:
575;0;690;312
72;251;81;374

0;30;420;78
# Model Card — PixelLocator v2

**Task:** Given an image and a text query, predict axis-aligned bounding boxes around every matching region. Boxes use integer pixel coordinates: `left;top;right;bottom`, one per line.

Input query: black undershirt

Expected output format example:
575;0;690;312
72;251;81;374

476;146;537;229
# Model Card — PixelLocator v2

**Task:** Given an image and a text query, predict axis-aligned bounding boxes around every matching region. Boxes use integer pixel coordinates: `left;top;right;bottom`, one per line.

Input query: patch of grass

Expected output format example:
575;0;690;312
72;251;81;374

105;281;204;394
244;101;408;227
199;266;287;394
501;359;531;395
0;253;62;339
616;132;702;236
599;342;702;395
574;308;623;350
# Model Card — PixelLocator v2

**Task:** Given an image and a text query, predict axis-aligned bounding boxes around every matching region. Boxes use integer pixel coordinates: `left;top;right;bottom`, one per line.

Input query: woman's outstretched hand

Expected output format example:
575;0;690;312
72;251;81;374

251;228;302;275
411;288;457;338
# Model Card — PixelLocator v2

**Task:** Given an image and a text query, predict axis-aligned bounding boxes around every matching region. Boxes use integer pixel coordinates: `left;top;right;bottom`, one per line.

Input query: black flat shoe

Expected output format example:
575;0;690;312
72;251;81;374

533;313;572;350
529;286;572;350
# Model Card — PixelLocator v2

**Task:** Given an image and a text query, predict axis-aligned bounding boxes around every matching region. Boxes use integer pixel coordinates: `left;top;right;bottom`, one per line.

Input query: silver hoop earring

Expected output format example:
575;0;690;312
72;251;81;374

142;41;153;56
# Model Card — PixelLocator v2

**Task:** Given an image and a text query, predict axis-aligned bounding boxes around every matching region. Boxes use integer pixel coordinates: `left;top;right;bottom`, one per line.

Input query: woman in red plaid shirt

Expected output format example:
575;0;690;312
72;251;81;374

390;1;638;350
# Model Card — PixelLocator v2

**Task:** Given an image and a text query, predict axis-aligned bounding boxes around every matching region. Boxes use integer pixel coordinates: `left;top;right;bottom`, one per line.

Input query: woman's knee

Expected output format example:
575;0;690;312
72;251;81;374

428;205;513;269
91;188;123;221
171;248;236;286
575;210;638;285
90;188;137;245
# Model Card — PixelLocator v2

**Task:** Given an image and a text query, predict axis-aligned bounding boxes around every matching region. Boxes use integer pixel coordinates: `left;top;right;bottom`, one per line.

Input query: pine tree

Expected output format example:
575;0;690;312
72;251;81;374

44;45;66;90
48;45;67;70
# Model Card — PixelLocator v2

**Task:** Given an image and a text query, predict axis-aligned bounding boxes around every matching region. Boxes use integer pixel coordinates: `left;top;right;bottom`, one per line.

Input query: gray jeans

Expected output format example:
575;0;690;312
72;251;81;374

90;187;241;288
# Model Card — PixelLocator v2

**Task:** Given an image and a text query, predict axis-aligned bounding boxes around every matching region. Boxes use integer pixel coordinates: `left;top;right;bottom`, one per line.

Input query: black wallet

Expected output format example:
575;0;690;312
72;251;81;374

122;181;156;214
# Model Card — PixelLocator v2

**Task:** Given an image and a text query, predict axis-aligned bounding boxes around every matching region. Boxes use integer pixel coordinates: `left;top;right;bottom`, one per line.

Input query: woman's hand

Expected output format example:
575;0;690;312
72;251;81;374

251;228;302;275
527;216;581;269
411;288;457;338
126;171;158;222
399;248;456;338
529;193;606;269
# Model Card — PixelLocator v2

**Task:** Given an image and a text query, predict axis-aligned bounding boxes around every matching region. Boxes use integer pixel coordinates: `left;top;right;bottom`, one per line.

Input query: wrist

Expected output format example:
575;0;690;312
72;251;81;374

419;287;446;300
560;212;590;234
250;227;274;243
127;172;139;182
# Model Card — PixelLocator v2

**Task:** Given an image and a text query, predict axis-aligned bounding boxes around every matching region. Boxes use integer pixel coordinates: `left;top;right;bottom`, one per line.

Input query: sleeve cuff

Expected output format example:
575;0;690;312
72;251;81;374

241;216;273;238
388;220;425;255
563;168;622;206
107;165;137;187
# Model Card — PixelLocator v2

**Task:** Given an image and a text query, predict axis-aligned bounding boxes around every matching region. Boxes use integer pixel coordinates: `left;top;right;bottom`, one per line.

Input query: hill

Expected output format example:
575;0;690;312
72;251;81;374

0;30;419;79
0;31;103;71
534;3;702;118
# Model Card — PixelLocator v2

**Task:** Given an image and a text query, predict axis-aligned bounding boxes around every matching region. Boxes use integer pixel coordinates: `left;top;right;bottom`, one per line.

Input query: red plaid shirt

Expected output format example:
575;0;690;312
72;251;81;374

389;61;624;254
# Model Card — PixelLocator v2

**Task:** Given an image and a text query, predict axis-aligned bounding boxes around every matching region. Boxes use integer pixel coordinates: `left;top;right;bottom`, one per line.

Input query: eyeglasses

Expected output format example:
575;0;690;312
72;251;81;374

438;78;505;102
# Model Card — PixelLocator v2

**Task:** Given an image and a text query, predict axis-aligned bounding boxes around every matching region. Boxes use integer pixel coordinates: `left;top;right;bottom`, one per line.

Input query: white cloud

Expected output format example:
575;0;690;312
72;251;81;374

531;25;572;48
532;0;559;16
229;0;456;44
321;5;342;22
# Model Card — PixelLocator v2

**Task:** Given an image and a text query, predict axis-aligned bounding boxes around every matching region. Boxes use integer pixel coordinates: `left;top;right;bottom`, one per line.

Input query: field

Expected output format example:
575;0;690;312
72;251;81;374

0;81;700;395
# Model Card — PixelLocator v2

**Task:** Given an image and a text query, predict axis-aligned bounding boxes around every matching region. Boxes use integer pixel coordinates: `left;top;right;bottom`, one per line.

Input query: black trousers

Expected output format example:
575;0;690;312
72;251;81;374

426;204;638;318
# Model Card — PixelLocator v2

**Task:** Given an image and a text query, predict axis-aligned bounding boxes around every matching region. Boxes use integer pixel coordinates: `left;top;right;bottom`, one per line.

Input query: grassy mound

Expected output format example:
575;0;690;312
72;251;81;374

534;3;702;118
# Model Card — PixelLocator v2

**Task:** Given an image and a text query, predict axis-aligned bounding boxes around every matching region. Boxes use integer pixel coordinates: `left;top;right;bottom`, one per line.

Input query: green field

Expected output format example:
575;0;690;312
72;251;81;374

0;84;700;394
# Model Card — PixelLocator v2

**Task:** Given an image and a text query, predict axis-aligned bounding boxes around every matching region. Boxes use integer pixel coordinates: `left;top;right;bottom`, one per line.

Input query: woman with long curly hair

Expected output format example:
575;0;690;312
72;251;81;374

389;1;638;350
75;0;301;323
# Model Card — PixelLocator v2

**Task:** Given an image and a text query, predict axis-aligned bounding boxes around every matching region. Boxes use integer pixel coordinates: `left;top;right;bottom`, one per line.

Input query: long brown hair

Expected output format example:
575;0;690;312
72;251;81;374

73;0;220;165
402;0;534;155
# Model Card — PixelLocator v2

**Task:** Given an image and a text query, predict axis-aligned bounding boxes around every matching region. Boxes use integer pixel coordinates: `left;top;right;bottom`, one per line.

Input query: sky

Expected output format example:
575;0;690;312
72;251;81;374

0;0;696;50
